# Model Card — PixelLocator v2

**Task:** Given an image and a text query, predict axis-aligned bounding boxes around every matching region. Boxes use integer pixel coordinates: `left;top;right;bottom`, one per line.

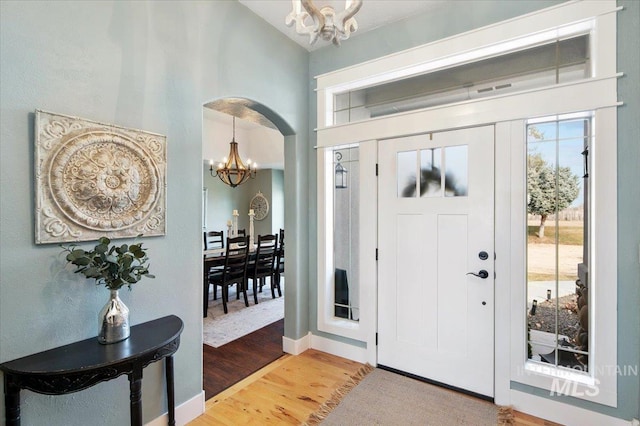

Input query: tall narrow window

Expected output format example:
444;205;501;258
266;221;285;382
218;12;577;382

526;115;590;372
333;146;360;321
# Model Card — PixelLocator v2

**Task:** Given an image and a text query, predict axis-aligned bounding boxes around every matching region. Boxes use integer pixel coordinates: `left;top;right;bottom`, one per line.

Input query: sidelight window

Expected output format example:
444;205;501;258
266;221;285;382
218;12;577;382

526;114;591;372
333;146;360;321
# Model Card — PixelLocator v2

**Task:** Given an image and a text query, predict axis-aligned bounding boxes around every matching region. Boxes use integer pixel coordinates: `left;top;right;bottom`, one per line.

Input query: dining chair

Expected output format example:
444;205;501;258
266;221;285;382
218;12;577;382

203;230;224;303
204;230;224;250
236;228;246;237
274;228;285;290
247;233;279;304
206;236;250;315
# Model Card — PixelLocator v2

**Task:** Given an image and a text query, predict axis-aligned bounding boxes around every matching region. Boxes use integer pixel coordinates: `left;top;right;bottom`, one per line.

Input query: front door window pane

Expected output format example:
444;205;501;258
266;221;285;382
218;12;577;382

444;145;468;197
397;150;417;198
420;148;442;197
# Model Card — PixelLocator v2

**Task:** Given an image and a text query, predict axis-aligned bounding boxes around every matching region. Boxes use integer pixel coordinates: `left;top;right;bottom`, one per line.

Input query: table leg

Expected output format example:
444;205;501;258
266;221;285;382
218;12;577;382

4;378;21;426
128;368;143;426
166;355;176;426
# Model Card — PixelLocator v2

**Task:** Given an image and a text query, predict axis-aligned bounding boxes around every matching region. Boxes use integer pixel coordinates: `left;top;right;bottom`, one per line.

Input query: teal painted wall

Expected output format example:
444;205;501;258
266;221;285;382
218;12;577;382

0;1;308;424
307;0;640;421
1;0;638;423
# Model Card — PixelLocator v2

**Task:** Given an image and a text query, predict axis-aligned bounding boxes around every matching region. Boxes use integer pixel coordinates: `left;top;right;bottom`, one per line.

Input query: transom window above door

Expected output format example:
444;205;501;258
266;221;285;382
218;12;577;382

333;34;590;125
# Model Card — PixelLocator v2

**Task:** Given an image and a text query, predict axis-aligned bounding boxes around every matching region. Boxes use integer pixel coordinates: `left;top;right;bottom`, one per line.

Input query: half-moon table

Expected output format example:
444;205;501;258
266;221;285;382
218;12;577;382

0;315;183;426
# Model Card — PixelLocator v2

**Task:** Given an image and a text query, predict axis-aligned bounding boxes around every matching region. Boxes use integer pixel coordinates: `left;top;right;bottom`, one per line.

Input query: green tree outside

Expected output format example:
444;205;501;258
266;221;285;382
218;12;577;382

527;153;580;238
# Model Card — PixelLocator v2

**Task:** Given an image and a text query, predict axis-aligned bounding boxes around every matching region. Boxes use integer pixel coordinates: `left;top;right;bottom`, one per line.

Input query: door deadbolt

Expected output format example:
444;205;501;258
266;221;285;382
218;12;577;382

478;251;489;260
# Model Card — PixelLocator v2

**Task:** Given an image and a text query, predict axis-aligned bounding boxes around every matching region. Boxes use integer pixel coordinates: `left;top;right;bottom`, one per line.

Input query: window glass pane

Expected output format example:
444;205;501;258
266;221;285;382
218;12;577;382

526;117;589;372
444;145;468;196
528;122;558;143
334;109;350;126
348;89;367;109
349;105;372;122
334;92;351;111
558;63;590;84
397;150;417;198
419;148;442;197
331;34;590;125
333;147;359;321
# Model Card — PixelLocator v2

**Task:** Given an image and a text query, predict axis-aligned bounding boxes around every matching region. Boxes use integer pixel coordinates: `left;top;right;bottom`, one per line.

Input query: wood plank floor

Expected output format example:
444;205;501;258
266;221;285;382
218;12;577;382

203;319;284;400
191;349;364;425
195;344;561;425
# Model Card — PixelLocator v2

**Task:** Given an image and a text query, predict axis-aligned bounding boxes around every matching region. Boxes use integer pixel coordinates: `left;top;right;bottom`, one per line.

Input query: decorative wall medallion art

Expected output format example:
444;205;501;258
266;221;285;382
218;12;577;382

35;110;167;244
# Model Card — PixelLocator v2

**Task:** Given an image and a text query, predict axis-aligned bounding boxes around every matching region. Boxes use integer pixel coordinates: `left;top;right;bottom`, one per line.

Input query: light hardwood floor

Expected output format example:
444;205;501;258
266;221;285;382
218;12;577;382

188;349;561;425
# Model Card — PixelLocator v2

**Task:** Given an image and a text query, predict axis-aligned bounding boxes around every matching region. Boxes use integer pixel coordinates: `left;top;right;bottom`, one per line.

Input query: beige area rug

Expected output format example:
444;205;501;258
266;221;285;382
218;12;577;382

203;281;284;347
307;367;514;425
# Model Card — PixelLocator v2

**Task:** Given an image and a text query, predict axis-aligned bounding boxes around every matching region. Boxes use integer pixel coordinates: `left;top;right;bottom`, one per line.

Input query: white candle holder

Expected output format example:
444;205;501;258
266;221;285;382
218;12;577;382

248;209;255;248
232;210;239;238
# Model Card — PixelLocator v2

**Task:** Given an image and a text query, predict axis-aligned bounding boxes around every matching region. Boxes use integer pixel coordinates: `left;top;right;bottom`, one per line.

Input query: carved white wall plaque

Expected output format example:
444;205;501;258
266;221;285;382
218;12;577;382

35;110;167;244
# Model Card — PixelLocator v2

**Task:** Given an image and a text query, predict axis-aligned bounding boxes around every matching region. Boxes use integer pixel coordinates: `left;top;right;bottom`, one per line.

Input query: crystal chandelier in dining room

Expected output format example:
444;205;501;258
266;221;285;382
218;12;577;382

285;0;363;46
210;116;256;188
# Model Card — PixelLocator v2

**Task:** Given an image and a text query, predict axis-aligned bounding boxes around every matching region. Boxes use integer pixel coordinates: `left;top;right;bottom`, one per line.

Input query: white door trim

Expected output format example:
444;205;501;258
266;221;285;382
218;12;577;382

314;0;619;417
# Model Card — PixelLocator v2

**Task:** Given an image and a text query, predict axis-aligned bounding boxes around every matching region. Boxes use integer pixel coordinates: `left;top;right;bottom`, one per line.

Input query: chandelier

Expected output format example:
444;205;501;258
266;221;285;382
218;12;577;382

210;116;256;188
286;0;363;46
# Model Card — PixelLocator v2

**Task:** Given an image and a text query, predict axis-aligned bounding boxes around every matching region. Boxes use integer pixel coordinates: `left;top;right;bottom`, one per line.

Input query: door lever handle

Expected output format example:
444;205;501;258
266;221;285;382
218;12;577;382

466;270;489;279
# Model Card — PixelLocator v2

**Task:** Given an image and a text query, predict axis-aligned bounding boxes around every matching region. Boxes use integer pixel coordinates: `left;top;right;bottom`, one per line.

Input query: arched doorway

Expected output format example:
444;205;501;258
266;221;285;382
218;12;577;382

200;97;295;398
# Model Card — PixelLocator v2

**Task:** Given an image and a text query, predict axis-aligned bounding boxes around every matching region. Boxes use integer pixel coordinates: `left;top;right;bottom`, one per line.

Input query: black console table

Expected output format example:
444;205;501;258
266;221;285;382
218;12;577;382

1;315;183;426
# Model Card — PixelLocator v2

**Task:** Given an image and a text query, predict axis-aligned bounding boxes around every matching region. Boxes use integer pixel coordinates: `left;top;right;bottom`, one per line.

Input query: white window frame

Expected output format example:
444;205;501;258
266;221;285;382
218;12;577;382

315;0;620;413
317;142;377;362
505;108;617;407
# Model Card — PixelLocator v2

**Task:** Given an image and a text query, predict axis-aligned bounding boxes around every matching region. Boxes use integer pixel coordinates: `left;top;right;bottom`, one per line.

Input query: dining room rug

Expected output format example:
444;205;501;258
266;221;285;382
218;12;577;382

203;282;284;348
306;367;514;425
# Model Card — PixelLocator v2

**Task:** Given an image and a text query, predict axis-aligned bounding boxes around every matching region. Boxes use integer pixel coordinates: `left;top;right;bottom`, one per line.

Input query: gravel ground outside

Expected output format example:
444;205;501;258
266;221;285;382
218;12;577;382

527;293;579;338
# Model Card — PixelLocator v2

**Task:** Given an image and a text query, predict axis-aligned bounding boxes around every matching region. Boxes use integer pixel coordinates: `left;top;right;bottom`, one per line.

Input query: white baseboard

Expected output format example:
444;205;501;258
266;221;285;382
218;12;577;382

146;390;205;426
310;334;369;364
283;332;370;365
510;389;631;426
283;332;311;355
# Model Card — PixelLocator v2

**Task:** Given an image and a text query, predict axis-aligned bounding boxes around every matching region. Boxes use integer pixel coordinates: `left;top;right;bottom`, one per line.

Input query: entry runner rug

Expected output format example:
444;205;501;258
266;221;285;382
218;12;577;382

306;367;514;425
203;282;284;347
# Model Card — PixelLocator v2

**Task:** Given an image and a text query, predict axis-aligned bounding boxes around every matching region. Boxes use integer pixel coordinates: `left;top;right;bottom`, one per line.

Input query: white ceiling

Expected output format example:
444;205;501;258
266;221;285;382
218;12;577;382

238;0;445;51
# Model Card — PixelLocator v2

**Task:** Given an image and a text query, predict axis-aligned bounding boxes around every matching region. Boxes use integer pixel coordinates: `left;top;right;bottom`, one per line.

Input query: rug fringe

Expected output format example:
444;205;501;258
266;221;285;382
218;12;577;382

304;363;375;426
497;405;515;425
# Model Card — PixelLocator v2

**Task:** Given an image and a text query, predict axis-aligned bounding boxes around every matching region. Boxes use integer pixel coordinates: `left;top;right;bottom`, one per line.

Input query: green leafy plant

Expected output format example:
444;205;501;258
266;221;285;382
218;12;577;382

61;236;155;290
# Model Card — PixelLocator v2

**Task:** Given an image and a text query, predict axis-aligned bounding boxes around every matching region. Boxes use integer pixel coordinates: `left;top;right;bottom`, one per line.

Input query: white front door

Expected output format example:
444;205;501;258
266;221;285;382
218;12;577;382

377;125;495;397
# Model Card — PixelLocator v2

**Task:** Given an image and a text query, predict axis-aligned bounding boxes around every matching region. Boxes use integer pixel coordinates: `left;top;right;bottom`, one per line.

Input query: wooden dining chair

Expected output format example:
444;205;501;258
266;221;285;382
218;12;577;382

274;228;285;290
204;230;224;250
248;233;279;304
236;228;246;237
203;230;224;304
207;236;250;315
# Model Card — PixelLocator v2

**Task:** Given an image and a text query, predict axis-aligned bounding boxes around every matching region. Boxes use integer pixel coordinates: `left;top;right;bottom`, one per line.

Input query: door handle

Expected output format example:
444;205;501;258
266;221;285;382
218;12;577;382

466;270;489;279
